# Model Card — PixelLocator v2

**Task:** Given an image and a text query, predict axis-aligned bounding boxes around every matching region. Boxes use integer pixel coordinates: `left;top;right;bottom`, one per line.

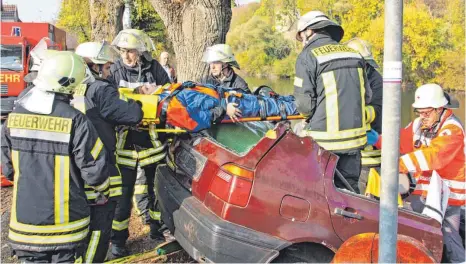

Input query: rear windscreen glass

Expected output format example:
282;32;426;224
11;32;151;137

207;121;275;155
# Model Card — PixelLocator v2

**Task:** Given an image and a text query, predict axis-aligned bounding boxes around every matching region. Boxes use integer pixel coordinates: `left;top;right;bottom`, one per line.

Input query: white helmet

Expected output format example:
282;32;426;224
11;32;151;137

296;11;344;42
75;41;120;64
33;51;88;95
202;44;240;69
345;38;379;68
412;84;449;109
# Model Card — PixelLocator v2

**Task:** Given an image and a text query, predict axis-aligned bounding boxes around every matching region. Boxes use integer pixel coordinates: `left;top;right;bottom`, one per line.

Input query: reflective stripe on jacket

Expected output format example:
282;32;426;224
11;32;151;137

73;79;142;197
375;109;465;206
361;64;383;167
294;33;372;153
110;58;169;168
1;99;109;252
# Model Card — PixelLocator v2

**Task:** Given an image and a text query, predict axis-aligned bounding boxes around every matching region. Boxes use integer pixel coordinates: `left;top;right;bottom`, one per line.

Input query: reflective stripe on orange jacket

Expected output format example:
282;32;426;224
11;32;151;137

375;109;465;206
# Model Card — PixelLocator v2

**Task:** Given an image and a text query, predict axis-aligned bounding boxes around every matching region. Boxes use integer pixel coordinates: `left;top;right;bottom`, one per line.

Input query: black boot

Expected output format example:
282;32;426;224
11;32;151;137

149;221;165;240
111;243;129;258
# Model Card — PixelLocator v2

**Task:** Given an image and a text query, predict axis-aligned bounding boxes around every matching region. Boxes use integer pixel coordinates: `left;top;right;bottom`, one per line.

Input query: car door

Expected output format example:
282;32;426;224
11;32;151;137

322;161;443;261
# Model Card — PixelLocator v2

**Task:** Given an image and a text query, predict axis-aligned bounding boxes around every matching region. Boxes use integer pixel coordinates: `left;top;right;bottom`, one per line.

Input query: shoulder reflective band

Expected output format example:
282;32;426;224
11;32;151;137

8;113;72;133
312;44;362;64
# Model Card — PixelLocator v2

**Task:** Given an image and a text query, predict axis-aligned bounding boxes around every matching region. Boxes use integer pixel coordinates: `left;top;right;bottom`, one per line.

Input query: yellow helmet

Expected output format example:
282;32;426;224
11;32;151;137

112;29;155;53
75;41;120;64
345;38;379;68
33;51;88;94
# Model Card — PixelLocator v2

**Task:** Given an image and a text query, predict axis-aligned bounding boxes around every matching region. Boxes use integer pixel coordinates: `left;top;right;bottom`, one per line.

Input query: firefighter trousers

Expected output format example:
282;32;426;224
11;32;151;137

14;248;84;263
84;200;117;263
334;152;362;194
410;196;465;263
111;165;162;246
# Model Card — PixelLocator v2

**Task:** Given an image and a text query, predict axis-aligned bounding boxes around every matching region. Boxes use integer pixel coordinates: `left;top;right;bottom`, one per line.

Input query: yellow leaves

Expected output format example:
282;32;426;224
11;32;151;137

56;0;91;43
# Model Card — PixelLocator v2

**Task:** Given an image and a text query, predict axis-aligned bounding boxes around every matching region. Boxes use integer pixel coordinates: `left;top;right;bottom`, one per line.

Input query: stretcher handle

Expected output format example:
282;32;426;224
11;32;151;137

221;114;305;123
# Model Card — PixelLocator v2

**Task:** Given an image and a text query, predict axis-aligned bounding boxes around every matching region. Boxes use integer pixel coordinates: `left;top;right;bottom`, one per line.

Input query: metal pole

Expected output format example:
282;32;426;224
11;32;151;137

123;0;132;29
379;0;403;262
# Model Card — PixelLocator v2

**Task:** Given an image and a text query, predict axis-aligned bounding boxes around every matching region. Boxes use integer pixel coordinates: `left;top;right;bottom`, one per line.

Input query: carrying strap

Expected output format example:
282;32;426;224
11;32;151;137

257;96;267;120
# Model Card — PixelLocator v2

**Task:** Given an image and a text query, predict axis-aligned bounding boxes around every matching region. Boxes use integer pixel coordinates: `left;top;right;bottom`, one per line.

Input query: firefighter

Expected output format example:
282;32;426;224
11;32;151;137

345;38;383;192
200;44;248;123
109;29;170;257
1;51;110;263
368;83;465;263
293;11;372;193
201;44;250;93
74;41;144;263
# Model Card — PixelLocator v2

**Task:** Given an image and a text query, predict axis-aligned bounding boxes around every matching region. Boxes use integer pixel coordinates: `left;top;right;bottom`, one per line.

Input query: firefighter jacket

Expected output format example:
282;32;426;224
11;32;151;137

201;71;251;123
201;70;251;93
361;64;383;167
375;109;465;206
0;96;110;252
294;33;372;154
74;79;143;202
109;58;170;169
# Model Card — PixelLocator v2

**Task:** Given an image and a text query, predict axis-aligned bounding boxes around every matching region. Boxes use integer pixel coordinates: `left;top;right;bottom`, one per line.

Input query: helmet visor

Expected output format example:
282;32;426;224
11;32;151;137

94;43;120;64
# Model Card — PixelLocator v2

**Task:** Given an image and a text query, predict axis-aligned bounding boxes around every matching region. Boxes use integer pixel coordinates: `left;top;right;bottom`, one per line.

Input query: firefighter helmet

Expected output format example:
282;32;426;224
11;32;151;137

412;84;449;109
33;51;88;94
75;41;120;64
296;11;344;42
345;38;379;68
202;44;240;69
112;29;155;53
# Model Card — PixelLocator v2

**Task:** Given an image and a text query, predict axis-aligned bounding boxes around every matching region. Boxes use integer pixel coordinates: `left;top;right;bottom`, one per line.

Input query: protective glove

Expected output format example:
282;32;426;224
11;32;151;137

366;129;379;145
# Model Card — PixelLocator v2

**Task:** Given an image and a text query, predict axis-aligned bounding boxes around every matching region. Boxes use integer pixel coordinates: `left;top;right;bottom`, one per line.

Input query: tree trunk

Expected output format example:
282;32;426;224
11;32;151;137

149;0;232;82
89;0;125;41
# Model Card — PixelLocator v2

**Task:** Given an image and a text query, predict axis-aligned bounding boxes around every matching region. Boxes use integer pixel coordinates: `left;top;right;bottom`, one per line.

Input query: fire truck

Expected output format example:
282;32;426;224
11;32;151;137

0;22;67;117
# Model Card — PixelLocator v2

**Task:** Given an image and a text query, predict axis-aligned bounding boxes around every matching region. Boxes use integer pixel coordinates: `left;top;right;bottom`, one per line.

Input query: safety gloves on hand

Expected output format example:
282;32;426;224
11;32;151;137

366;129;380;145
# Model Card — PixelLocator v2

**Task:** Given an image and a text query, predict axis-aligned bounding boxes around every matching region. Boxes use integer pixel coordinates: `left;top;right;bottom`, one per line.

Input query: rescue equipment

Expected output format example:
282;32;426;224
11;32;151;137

118;82;304;133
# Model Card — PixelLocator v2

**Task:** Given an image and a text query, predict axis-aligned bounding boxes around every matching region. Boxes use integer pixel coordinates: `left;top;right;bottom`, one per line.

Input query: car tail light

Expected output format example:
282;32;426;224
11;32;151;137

209;163;254;207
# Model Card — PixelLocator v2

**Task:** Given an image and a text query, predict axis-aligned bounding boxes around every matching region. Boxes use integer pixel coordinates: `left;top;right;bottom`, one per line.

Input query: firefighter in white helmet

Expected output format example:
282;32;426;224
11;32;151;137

1;51;110;263
368;84;465;263
200;44;249;122
293;11;372;193
201;44;249;93
345;38;383;192
109;29;170;257
75;41;143;263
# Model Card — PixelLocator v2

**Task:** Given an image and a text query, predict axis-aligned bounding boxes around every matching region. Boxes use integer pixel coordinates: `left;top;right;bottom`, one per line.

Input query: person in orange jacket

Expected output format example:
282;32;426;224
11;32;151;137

367;83;465;263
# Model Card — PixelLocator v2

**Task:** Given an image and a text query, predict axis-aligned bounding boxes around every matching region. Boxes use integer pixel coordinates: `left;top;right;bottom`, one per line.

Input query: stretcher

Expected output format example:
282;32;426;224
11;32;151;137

118;82;305;133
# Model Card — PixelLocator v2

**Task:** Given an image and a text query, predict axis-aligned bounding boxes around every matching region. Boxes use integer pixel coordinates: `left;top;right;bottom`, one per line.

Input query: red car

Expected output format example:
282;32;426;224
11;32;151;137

155;122;443;262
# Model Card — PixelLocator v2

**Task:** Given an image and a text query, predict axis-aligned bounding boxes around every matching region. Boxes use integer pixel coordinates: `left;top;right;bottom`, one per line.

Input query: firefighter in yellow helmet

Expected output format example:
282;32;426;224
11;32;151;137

294;11;372;193
344;38;383;192
109;29;170;257
75;41;143;263
1;51;110;263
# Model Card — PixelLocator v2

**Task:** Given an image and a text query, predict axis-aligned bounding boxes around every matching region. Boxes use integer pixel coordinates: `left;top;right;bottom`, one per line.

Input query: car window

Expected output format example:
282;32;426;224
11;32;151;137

207;121;275;155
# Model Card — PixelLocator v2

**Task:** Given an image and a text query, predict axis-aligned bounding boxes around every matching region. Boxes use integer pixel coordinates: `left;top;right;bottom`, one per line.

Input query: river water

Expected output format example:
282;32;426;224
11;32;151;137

244;77;465;127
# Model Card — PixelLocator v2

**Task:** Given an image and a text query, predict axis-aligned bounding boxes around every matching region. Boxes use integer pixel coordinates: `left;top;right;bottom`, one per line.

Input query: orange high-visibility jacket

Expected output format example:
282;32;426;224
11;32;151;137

375;109;465;206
